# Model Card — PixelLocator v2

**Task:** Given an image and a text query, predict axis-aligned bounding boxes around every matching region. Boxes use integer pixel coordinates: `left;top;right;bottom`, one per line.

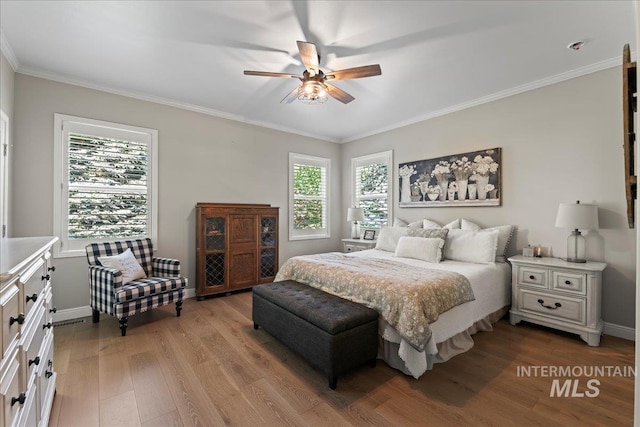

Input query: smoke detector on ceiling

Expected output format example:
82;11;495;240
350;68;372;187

567;41;585;51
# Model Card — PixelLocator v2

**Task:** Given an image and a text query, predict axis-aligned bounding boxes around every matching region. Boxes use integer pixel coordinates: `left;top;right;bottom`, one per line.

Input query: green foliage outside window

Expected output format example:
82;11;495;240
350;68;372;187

357;163;388;229
293;164;325;230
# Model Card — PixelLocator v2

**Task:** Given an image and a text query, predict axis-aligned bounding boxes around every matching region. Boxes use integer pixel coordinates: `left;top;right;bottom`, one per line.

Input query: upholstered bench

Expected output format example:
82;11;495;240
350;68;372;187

252;280;378;389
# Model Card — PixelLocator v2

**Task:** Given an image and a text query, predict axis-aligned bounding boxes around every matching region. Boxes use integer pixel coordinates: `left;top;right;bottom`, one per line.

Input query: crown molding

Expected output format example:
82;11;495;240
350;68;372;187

15;66;337;143
0;31;19;71
341;53;633;143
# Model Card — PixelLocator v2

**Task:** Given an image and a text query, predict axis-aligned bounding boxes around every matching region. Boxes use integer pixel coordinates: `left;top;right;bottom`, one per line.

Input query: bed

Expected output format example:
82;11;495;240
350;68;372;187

274;220;514;379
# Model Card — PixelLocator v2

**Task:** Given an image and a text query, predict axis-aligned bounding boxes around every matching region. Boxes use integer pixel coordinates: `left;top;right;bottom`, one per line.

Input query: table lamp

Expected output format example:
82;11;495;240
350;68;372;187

554;200;598;263
347;207;365;239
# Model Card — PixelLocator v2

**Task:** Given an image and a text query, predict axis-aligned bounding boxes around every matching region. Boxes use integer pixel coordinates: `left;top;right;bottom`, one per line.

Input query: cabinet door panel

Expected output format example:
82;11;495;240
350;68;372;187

230;216;257;244
229;247;257;289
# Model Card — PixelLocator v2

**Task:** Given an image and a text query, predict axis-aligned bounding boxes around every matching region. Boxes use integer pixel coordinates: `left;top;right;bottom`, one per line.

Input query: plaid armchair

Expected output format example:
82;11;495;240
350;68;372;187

86;238;188;336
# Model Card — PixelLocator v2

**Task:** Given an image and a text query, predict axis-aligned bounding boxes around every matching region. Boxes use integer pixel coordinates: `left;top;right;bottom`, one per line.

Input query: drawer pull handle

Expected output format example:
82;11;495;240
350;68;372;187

50;307;57;313
48;266;56;272
26;293;38;303
564;280;572;285
529;275;536;280
9;314;25;326
48;359;53;367
42;274;50;281
11;393;26;407
45;370;53;379
43;322;53;330
537;299;561;310
29;356;40;367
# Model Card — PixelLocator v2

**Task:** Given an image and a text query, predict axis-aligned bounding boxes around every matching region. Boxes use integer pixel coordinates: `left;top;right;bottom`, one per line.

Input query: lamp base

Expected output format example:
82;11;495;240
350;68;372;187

351;222;360;239
566;257;587;263
566;229;586;264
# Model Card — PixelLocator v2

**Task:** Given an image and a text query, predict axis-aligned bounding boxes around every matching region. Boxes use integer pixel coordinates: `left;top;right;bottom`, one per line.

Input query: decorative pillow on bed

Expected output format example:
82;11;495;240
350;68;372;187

375;226;409;252
423;218;460;230
460;219;515;262
443;229;499;264
393;218;423;229
406;228;449;260
394;236;444;263
98;248;147;285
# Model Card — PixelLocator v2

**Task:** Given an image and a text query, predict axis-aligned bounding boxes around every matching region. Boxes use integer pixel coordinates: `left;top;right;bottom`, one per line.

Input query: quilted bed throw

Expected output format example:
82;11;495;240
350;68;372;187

274;253;475;351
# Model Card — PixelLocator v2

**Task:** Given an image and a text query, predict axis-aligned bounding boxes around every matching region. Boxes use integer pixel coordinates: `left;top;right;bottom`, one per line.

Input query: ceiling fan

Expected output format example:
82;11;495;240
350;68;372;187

244;41;382;104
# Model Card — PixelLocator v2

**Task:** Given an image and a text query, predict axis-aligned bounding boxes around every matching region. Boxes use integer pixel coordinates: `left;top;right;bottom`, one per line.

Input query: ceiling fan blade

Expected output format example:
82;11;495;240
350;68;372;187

281;86;301;104
325;84;355;104
297;41;320;74
325;64;382;81
244;70;301;79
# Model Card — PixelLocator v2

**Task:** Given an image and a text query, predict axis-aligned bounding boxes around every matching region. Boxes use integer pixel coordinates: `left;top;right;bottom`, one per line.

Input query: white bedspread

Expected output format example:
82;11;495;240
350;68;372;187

348;249;511;378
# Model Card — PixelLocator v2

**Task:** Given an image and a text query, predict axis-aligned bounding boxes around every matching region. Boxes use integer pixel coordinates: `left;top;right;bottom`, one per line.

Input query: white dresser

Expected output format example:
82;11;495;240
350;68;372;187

508;255;607;346
0;237;58;427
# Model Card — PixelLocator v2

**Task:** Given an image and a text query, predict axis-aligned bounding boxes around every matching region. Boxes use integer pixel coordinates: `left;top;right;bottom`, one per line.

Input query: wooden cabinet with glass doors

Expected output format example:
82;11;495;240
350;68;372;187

196;203;279;299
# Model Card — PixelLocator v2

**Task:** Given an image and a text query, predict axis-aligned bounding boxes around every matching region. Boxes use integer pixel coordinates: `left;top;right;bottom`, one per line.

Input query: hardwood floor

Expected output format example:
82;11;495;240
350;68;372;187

49;291;634;426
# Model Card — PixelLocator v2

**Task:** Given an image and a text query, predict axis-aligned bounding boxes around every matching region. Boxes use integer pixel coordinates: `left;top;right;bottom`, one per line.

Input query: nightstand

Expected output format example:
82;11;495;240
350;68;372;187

342;238;376;253
508;255;607;346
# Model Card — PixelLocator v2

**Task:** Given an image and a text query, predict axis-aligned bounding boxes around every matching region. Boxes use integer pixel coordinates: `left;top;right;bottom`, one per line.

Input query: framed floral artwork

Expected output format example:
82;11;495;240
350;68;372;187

398;148;501;207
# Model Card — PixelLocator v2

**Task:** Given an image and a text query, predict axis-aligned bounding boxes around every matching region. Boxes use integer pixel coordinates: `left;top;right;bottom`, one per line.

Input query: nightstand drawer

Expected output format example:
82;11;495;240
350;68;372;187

517;266;547;288
344;244;369;252
520;290;585;324
551;270;586;295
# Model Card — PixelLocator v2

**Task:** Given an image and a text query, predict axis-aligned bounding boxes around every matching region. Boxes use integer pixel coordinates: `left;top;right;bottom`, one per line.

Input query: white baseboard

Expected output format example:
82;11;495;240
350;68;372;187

604;322;635;341
53;305;92;323
53;288;198;323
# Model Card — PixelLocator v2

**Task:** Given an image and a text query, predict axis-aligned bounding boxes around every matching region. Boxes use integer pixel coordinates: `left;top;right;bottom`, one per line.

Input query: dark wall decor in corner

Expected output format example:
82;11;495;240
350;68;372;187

623;43;637;228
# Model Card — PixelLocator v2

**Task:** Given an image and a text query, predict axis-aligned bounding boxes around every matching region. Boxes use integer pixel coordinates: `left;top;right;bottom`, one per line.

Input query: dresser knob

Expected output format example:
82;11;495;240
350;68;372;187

564;280;571;285
29;356;40;367
50;307;57;313
9;314;25;326
48;266;56;272
26;293;38;304
41;274;50;281
529;275;535;280
43;322;53;330
537;299;562;310
48;359;53;367
11;393;26;406
45;370;53;379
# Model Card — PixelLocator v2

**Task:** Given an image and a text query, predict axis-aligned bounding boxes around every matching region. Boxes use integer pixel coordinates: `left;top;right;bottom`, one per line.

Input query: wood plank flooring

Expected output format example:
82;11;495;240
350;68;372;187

49;291;634;426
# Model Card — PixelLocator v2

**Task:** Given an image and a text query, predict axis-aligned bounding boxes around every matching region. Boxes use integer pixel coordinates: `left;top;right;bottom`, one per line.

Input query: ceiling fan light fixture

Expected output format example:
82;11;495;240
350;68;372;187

298;80;328;104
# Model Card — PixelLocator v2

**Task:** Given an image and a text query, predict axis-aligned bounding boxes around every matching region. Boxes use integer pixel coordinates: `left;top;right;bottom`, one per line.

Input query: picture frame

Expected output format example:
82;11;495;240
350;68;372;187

363;230;376;240
399;147;502;208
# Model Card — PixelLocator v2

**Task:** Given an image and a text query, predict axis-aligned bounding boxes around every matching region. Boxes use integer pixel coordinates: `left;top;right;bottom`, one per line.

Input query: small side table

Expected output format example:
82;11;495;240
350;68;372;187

342;238;376;253
508;255;607;346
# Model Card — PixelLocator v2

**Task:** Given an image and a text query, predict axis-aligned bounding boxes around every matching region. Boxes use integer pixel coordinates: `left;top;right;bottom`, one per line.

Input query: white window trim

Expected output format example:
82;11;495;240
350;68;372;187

0;110;8;239
289;152;331;240
351;150;393;229
53;114;158;258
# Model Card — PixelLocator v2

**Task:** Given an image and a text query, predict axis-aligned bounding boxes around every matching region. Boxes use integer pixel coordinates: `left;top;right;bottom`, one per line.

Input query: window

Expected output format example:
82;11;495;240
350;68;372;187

352;150;393;229
289;153;330;240
53;114;158;257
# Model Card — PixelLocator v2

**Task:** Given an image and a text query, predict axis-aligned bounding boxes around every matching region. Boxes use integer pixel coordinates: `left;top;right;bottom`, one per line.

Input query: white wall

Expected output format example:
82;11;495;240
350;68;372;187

12;74;342;311
1;52;15;233
342;67;636;329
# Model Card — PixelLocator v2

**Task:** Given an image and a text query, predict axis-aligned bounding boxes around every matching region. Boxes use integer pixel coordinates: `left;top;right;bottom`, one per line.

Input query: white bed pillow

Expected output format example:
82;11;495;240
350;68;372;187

375;226;409;252
460;219;515;262
393;218;423;229
423;218;460;229
443;229;499;264
98;248;147;284
394;236;444;263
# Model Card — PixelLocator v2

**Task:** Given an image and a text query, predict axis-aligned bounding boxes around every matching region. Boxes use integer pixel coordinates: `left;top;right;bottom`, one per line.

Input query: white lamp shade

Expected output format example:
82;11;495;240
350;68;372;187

555;202;599;230
347;207;365;222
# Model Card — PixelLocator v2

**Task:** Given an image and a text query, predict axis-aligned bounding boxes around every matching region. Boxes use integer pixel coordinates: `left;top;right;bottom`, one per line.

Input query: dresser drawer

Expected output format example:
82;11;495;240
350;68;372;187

20;306;46;382
19;257;46;319
551;270;586;295
520;290;585;324
1;285;22;359
517;266;547;288
1;355;22;427
37;333;55;423
16;376;38;427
